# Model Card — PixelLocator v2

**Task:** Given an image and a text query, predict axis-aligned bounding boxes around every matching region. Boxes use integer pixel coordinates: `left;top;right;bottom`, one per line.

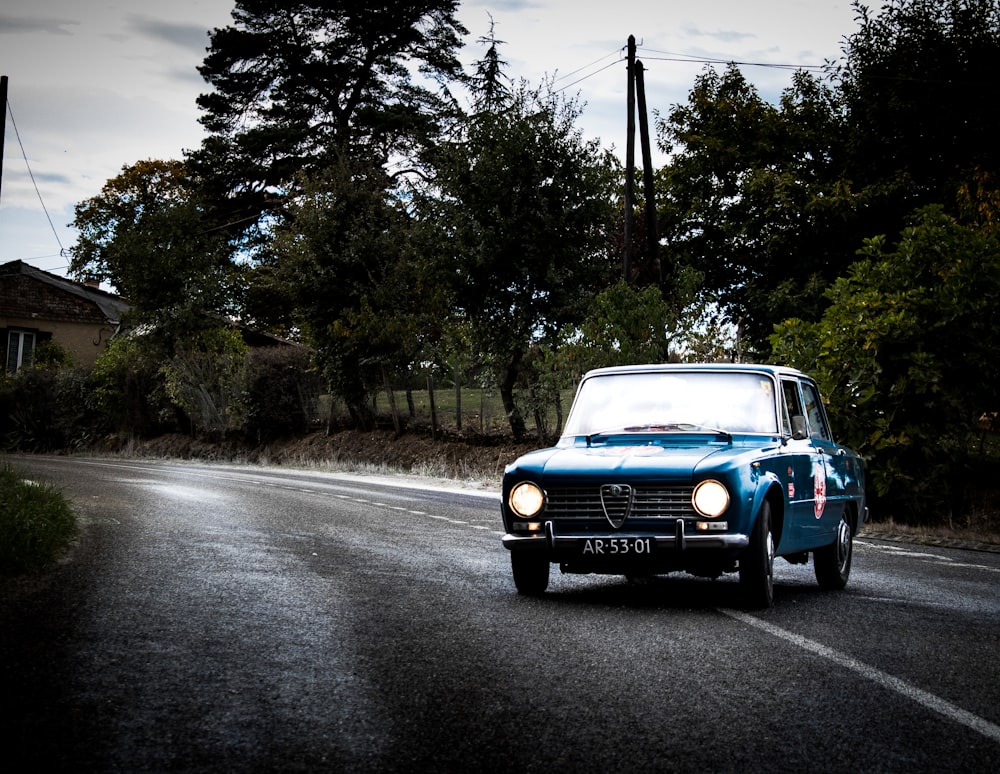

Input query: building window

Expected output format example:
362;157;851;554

6;329;35;373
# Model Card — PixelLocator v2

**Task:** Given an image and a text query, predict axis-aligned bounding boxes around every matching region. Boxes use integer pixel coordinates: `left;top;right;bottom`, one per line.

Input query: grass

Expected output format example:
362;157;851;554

863;516;1000;548
0;463;78;576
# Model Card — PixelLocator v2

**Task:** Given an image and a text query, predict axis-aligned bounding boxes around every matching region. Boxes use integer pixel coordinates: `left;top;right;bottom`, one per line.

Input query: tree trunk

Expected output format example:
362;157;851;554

500;361;526;440
383;368;401;438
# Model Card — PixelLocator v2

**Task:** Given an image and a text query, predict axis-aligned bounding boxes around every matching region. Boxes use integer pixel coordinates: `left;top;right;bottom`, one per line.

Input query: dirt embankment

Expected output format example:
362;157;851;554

123;428;541;488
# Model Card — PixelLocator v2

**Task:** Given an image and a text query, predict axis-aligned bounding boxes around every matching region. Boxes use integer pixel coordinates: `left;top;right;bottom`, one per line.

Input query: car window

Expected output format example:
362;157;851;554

562;371;779;436
801;381;832;442
780;379;803;436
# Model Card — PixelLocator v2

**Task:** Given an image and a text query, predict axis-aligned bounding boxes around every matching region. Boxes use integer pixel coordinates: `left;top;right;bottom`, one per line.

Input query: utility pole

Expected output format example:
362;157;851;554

623;37;636;282
0;75;7;205
634;60;660;284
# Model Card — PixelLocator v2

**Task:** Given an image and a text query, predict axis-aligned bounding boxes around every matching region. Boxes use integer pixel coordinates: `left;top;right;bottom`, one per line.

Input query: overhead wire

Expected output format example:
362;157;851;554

4;96;68;258
552;43;829;94
553;48;626;87
636;46;828;73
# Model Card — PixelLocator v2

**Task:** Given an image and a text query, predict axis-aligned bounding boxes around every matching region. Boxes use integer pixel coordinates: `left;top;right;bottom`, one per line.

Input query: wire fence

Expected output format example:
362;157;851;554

324;383;577;440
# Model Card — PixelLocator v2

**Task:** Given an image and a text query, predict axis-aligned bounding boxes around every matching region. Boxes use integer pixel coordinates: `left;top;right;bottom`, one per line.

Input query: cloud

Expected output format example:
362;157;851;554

682;24;756;46
0;13;79;36
124;14;214;54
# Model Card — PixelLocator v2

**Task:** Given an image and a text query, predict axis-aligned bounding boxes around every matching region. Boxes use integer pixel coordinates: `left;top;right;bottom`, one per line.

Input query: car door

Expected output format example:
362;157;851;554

778;378;826;551
798;378;847;547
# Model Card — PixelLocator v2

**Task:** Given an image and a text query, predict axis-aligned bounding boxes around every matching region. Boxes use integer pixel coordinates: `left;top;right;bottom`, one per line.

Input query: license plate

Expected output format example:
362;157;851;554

581;537;654;556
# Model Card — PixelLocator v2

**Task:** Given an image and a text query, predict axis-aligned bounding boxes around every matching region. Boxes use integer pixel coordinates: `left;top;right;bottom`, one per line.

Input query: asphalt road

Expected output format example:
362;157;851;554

2;455;999;773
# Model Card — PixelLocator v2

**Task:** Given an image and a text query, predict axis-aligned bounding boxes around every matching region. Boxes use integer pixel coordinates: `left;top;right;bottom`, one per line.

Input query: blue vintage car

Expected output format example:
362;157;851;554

500;363;867;607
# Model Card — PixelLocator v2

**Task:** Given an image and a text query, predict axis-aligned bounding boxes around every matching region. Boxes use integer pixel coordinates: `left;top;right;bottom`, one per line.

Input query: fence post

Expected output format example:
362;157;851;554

454;366;462;432
427;374;438;441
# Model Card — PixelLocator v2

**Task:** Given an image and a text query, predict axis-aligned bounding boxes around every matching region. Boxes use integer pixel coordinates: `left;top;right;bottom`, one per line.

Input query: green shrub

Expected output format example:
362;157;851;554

240;346;322;442
162;326;249;439
0;365;109;451
0;464;78;575
91;334;177;437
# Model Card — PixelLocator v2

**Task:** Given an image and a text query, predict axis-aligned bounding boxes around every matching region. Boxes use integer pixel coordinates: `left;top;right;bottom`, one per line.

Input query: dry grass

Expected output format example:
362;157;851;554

862;516;1000;549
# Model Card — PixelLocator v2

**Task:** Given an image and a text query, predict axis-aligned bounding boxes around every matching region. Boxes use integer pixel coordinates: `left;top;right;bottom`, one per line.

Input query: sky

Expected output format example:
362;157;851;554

0;0;865;278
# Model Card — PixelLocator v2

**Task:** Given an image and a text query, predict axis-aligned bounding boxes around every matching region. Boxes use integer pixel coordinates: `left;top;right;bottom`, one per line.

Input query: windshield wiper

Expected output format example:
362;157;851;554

585;427;623;445
623;422;731;437
587;423;732;444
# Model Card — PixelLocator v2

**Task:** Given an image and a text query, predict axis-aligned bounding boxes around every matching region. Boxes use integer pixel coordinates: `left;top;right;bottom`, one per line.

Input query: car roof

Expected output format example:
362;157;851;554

581;363;810;380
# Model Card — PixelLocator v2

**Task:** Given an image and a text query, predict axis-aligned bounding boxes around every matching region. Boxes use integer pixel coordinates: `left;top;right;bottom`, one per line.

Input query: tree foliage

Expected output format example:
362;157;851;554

68;159;232;326
657;0;1000;355
656;66;851;353
771;206;1000;525
162;327;250;439
423;37;620;437
838;0;1000;217
266;159;421;427
560;273;733;375
190;0;468;232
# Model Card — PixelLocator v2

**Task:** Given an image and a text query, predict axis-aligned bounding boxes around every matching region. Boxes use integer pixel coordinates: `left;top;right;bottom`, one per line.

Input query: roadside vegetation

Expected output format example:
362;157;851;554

3;0;1000;538
0;464;77;576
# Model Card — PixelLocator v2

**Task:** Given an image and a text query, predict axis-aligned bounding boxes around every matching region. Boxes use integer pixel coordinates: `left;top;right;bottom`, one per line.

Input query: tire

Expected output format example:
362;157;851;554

814;507;853;590
511;551;550;595
740;499;775;609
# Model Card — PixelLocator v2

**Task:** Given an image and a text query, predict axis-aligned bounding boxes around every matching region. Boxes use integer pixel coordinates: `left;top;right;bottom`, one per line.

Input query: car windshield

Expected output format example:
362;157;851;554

562;371;779;437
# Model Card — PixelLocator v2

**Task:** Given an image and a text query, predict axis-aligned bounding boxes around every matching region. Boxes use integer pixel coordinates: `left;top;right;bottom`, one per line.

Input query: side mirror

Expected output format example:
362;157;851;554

791;415;809;441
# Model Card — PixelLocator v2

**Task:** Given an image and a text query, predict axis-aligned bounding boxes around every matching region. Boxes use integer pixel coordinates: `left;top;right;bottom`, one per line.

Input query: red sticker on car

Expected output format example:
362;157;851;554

814;463;827;519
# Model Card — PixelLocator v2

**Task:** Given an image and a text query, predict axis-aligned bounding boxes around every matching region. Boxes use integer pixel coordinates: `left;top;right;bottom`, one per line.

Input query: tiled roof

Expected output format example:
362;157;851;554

0;260;130;322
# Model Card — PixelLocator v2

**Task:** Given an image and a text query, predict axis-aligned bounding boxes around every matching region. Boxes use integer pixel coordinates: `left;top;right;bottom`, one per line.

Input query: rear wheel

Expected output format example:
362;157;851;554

511;551;550;595
740;499;775;609
815;507;853;590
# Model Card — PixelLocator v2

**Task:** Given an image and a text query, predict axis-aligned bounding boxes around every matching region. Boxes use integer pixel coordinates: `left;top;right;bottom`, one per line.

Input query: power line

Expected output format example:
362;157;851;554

4;95;68;257
637;47;827;72
555;57;625;92
553;48;625;86
551;43;830;95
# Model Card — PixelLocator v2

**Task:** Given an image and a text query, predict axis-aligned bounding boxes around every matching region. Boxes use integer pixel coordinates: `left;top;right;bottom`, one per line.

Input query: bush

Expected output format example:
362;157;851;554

0;464;78;575
162;327;249;439
91;334;177;437
0;366;110;452
770;206;1000;526
241;346;323;442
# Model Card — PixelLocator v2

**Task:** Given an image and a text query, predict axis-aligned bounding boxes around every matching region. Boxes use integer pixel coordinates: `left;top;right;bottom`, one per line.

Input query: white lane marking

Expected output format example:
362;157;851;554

856;540;1000;573
722;609;1000;744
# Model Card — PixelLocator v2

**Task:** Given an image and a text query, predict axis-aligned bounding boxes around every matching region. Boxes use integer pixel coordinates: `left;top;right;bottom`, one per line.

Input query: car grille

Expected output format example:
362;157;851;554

544;485;696;520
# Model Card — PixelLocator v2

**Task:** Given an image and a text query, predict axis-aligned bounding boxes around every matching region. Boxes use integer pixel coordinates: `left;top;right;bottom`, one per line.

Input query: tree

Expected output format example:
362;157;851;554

837;0;1000;223
770;205;1000;526
69;159;232;327
656;66;851;353
558;272;732;376
423;49;620;437
266;158;424;428
657;1;1000;355
189;0;468;235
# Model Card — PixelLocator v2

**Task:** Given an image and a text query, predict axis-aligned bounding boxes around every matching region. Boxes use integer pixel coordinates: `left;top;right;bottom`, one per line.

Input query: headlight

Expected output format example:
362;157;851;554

692;480;730;517
509;481;545;518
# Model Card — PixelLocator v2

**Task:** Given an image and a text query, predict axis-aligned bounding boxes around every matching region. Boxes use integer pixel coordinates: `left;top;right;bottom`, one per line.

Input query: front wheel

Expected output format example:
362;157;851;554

814;508;853;590
511;551;550;595
740;499;775;609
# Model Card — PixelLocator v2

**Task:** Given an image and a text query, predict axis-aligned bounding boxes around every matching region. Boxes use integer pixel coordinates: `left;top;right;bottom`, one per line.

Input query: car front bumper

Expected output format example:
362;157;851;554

502;519;750;552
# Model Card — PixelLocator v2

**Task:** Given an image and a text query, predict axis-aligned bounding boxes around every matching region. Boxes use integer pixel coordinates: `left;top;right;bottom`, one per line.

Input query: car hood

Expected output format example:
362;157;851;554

508;438;770;482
